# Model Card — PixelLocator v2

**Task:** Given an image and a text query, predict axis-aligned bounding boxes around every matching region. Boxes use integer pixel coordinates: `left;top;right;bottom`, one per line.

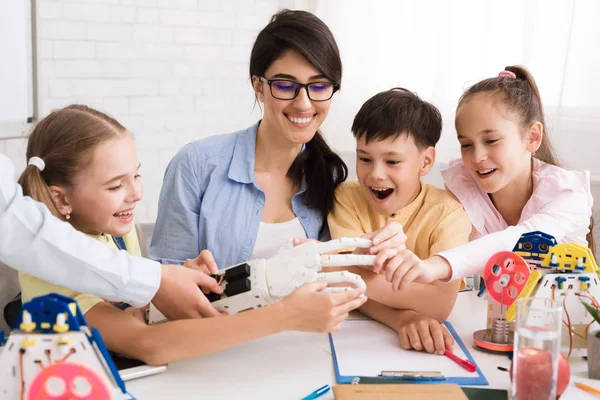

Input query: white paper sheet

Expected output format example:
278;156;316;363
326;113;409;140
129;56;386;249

331;319;479;379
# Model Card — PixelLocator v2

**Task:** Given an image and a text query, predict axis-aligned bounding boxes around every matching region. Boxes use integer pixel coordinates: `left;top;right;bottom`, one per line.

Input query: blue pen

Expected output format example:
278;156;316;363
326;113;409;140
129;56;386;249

301;384;331;400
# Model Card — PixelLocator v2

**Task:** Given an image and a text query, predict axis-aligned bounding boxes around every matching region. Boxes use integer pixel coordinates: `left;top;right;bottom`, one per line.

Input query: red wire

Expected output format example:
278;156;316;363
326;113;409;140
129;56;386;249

59;348;76;363
588;290;600;308
31;348;76;400
19;349;25;400
586;320;596;338
582;286;600;306
576;293;600;309
563;290;573;359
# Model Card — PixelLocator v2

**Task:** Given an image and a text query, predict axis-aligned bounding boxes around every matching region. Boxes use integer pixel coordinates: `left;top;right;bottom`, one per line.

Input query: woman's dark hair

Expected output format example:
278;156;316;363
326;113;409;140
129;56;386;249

458;65;594;253
249;9;347;217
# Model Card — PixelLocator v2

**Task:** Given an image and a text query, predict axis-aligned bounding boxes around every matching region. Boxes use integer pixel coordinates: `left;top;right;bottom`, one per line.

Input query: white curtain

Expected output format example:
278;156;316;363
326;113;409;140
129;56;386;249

315;0;600;175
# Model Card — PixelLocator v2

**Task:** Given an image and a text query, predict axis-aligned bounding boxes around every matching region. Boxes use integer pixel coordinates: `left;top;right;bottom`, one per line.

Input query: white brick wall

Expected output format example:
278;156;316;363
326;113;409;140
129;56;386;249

4;0;282;223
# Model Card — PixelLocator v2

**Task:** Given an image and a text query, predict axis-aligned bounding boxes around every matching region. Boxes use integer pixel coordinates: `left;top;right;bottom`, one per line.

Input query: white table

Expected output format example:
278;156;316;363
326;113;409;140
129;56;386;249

127;292;600;399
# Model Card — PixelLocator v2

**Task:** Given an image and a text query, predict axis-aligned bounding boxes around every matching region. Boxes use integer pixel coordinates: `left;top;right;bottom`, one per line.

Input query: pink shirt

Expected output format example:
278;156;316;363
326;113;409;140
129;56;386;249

437;158;593;280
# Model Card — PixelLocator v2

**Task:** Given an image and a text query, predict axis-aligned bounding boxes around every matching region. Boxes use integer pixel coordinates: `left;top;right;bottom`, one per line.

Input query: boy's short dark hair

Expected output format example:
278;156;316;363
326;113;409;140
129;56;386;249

351;88;442;149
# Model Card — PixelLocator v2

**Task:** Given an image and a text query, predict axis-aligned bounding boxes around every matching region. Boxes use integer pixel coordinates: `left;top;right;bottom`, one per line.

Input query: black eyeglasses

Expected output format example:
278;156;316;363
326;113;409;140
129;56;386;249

259;77;339;102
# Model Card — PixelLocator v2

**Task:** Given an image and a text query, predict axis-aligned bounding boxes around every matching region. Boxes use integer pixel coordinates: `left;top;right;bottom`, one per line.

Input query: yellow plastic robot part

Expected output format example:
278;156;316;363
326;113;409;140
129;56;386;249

541;243;598;273
68;302;77;316
506;269;543;322
41;322;50;329
53;324;69;333
19;321;36;332
57;336;71;345
19;311;36;333
53;323;69;333
21;337;37;347
53;313;70;333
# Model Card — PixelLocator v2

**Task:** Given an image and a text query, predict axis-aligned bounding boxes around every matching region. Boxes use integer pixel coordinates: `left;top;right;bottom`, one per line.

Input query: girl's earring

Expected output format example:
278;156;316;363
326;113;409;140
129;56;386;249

65;210;71;220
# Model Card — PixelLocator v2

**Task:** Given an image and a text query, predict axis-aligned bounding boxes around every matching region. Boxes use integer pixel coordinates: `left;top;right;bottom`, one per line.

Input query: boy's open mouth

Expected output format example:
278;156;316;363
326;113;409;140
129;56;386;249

370;187;394;200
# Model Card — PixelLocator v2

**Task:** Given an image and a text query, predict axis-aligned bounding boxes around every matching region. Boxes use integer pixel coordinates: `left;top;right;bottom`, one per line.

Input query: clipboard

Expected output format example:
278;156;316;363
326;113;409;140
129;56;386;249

329;319;488;386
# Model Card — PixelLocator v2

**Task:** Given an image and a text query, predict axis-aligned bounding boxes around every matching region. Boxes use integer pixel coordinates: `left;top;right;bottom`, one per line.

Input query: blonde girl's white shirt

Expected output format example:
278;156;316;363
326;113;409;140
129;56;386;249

437;158;594;281
250;218;307;260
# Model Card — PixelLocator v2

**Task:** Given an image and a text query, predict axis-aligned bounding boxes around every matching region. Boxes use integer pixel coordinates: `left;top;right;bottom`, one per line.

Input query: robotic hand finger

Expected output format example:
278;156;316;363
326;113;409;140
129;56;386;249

211;238;375;315
318;237;376;269
316;237;372;254
148;237;376;321
317;271;367;292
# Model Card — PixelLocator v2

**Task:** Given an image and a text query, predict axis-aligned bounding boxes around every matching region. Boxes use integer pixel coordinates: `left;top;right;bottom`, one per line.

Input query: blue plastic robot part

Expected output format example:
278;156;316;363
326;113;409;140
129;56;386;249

513;231;557;262
12;293;86;332
477;282;487;298
555;276;567;290
4;293;133;399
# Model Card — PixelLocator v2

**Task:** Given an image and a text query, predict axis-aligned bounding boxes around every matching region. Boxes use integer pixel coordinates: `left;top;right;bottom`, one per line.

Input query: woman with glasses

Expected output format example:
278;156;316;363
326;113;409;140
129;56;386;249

150;10;347;276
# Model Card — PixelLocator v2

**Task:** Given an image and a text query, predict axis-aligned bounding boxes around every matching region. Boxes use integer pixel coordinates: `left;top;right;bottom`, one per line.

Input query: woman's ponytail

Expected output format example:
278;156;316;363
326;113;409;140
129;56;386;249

287;131;347;217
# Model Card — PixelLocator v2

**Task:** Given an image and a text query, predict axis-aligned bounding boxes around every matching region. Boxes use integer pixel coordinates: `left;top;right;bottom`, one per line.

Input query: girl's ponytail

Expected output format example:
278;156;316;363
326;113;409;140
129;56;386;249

504;66;560;167
18;164;62;219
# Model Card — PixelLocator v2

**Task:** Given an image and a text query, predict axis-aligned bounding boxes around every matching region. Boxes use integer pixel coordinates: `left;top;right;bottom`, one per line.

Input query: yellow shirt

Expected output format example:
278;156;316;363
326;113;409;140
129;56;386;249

19;228;142;314
328;181;472;260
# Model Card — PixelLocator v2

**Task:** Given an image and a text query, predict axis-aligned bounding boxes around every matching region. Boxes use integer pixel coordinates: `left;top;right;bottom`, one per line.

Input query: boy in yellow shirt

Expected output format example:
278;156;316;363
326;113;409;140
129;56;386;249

328;88;471;355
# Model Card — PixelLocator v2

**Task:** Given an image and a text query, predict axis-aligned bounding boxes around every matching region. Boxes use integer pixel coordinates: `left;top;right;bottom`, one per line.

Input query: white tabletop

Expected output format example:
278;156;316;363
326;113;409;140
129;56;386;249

127;291;600;400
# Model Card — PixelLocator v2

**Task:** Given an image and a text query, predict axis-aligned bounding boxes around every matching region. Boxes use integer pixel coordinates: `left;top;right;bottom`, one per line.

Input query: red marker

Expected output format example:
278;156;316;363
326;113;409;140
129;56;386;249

444;349;477;373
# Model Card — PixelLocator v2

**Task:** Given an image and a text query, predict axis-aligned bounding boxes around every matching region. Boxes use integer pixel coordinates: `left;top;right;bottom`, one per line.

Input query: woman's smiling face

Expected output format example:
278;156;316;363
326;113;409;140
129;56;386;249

253;49;334;145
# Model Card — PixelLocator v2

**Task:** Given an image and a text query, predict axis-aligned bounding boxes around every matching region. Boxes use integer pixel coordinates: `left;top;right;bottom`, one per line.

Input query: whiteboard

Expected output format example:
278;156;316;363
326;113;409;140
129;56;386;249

0;0;34;138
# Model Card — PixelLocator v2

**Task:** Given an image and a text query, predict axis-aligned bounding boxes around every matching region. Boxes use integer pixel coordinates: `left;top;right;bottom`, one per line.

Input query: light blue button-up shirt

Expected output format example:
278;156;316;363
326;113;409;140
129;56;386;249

149;122;328;269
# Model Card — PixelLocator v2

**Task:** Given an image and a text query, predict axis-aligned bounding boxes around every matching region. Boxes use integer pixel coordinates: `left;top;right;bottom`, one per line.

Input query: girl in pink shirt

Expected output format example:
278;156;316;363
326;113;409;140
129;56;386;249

379;66;594;288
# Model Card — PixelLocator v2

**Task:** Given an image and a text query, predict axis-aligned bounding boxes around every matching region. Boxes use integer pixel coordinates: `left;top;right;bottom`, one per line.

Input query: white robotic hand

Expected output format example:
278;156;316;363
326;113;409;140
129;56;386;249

209;237;375;314
147;238;376;322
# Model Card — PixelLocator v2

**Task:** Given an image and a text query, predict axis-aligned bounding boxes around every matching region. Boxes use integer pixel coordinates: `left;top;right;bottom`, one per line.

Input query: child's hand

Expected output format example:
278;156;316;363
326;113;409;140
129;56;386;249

184;249;218;274
397;311;454;355
279;281;367;332
156;264;224;319
382;249;424;291
385;254;453;290
361;222;407;271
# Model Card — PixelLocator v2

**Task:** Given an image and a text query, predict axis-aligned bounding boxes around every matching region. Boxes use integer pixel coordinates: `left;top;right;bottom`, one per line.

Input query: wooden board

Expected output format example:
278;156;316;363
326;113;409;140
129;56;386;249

332;384;469;400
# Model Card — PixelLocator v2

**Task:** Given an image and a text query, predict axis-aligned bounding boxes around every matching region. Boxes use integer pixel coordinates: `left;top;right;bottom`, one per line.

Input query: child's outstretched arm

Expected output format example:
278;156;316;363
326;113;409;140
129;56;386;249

380;253;453;289
393;187;591;287
85;281;366;366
